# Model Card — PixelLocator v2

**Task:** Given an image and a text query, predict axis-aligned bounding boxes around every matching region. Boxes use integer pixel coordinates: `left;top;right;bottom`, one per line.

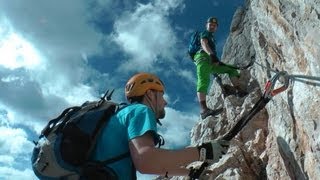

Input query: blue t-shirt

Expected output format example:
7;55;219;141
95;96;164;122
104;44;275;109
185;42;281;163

92;103;158;180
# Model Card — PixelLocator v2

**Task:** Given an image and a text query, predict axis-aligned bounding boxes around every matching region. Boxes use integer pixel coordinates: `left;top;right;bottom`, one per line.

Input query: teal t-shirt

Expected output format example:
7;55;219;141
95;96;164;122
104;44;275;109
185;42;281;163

200;30;217;55
92;103;158;180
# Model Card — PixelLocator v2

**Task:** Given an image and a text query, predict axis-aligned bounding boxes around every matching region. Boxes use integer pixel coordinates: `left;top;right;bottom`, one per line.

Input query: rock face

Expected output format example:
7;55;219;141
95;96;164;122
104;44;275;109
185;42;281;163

174;0;320;179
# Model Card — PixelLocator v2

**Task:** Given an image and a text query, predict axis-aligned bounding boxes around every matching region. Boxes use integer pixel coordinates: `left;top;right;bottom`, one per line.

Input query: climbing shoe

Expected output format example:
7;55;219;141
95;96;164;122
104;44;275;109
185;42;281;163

201;108;223;119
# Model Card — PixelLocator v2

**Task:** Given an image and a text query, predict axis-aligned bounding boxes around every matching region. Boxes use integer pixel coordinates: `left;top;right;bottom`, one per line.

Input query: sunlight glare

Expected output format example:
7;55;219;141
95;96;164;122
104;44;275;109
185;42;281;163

0;19;43;70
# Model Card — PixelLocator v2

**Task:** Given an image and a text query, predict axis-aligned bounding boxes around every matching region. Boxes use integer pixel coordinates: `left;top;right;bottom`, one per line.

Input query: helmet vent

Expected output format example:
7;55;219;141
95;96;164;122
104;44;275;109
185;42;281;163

125;82;135;92
140;78;154;84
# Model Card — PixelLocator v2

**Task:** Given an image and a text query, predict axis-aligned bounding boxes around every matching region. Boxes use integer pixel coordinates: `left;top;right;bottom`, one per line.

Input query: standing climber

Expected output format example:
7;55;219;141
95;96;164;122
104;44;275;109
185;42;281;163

92;72;230;179
193;17;245;119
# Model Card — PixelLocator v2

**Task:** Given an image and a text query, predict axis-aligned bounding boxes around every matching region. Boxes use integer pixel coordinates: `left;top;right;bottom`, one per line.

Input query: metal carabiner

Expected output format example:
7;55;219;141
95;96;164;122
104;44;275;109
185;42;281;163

263;71;290;99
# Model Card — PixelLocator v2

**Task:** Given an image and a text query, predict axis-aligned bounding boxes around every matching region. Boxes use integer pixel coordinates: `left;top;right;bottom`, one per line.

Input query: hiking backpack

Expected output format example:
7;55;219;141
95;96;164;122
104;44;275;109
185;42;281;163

31;90;129;180
188;31;201;60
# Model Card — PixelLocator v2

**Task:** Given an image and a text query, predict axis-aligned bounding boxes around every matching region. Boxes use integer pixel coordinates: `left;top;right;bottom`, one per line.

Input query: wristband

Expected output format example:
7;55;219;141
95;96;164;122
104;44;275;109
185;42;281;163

197;142;213;161
199;147;206;161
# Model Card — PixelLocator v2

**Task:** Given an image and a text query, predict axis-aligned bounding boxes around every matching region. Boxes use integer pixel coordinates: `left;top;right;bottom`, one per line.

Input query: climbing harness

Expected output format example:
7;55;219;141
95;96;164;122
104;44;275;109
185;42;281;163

222;71;290;141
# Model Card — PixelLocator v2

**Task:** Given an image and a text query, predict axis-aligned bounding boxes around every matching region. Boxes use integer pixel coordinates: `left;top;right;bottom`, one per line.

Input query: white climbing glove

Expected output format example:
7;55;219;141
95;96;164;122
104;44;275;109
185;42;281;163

197;139;230;163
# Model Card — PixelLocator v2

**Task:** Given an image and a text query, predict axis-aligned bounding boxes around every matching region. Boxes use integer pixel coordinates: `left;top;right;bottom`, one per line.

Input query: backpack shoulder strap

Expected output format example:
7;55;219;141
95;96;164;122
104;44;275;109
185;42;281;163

86;100;119;160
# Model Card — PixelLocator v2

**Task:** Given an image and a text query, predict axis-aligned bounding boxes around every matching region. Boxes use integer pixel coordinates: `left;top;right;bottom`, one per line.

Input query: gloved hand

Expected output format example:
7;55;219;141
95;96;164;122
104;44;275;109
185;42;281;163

196;139;230;163
209;53;221;65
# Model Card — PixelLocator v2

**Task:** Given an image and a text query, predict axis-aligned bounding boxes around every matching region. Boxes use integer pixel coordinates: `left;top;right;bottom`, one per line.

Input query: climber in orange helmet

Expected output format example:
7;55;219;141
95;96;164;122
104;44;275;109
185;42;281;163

92;72;230;179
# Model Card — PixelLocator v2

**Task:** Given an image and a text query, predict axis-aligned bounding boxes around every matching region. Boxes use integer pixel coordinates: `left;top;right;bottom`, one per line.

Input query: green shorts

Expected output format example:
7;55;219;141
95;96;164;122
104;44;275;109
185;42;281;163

194;52;240;93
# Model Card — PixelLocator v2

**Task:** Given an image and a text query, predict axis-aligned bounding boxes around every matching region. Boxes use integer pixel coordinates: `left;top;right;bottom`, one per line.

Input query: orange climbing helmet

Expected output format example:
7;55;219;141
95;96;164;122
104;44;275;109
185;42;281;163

125;72;165;99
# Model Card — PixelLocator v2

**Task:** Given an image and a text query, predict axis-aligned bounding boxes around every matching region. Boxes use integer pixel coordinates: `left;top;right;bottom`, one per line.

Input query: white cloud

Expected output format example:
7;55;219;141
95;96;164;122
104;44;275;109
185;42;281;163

0;155;14;166
0;167;36;180
112;0;184;71
137;173;158;180
159;107;198;148
0;126;34;156
0;23;43;70
176;69;197;85
0;15;112;128
0;0;102;55
0;126;37;180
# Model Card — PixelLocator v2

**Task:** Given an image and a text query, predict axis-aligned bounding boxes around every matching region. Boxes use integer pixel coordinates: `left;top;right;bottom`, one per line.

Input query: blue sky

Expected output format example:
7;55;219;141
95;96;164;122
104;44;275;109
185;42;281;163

0;0;243;179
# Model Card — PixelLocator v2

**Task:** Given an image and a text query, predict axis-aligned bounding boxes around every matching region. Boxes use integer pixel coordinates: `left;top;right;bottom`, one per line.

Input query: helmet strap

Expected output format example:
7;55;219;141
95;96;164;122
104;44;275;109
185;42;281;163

153;92;162;126
144;90;160;123
145;91;156;112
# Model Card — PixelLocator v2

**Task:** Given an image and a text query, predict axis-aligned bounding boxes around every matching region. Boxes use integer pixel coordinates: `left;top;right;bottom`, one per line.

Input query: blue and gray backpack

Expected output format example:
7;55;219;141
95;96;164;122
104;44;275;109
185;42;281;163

31;90;129;180
188;31;201;60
